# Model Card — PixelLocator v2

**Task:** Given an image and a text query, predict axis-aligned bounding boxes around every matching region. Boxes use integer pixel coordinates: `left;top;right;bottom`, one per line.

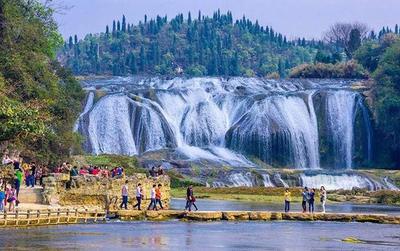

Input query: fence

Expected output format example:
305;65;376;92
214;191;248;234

0;208;107;227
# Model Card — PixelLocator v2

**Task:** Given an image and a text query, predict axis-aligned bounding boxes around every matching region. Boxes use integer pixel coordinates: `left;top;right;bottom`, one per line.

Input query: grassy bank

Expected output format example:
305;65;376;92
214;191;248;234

171;187;400;205
171;187;303;203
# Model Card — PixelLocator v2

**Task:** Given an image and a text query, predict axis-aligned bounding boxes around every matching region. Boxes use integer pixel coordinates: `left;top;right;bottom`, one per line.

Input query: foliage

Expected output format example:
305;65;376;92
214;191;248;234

289;60;368;79
0;0;84;164
58;11;322;77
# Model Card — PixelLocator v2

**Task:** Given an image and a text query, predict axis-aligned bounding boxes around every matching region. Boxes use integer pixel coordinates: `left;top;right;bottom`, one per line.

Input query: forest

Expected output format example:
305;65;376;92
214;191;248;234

59;11;324;77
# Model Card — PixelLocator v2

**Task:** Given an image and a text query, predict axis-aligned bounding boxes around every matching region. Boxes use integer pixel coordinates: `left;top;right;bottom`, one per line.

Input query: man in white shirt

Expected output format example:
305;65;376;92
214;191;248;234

147;184;157;210
133;183;143;210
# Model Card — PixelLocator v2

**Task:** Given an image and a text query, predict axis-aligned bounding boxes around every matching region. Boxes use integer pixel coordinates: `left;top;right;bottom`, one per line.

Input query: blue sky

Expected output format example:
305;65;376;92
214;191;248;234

54;0;400;40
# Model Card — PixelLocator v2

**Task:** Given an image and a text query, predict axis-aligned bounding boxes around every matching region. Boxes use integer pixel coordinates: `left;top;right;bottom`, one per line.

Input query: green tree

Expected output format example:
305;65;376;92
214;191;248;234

348;28;361;58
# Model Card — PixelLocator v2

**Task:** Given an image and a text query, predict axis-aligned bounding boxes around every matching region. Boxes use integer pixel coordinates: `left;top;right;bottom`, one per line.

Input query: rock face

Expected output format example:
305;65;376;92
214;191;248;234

42;174;170;209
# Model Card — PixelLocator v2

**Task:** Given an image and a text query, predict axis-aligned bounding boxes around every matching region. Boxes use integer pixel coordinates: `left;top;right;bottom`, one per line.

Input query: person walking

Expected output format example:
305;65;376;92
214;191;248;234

284;188;291;213
14;169;23;198
147;184;157;210
155;184;164;210
133;183;143;210
301;187;308;213
0;183;5;212
185;185;193;212
308;188;315;213
320;186;327;213
120;180;129;210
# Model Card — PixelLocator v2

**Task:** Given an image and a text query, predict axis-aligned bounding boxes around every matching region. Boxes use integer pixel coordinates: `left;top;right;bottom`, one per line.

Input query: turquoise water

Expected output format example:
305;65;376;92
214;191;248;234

1;221;399;250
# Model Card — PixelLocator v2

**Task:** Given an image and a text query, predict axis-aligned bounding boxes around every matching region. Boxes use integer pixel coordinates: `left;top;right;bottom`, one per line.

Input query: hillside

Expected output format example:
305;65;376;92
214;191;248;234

0;0;84;163
58;11;324;77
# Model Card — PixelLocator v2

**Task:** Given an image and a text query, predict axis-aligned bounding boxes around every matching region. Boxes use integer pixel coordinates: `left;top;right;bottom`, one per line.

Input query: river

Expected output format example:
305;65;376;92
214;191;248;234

1;221;399;250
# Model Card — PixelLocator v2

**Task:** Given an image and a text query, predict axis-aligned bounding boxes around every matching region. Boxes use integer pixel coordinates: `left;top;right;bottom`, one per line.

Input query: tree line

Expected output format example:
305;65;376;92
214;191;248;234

59;10;328;77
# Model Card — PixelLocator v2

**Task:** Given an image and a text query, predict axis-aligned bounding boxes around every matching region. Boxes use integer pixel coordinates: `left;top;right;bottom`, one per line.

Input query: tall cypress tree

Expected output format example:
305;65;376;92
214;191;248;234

74;34;78;44
395;24;399;34
112;20;116;34
68;36;73;49
188;12;192;25
117;20;121;31
122;15;126;32
105;25;109;36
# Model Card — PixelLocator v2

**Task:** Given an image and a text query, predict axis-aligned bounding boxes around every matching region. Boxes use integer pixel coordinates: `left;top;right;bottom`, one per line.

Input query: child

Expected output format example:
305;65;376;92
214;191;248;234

6;184;17;212
284;188;291;212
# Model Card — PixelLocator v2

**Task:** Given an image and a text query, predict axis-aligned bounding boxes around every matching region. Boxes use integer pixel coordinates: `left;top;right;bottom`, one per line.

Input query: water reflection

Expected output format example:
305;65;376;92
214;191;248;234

1;221;400;250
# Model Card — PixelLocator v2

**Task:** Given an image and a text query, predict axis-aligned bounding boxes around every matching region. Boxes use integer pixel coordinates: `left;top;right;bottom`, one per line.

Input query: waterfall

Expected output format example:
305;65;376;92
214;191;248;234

74;91;95;131
88;95;137;155
262;174;275;187
325;91;357;169
228;173;253;187
226;94;320;169
76;77;373;171
300;174;377;190
357;97;373;163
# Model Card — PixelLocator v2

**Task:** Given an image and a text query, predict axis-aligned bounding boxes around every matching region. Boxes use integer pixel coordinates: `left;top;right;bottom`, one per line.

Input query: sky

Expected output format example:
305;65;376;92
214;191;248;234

54;0;400;40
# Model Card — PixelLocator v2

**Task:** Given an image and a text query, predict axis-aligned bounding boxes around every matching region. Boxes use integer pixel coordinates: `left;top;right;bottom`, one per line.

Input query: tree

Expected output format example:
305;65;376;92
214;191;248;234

74;34;78;44
395;24;399;34
348;28;361;57
105;25;109;36
122;15;126;32
117;20;121;31
324;22;369;58
68;36;73;48
112;20;116;34
139;46;146;71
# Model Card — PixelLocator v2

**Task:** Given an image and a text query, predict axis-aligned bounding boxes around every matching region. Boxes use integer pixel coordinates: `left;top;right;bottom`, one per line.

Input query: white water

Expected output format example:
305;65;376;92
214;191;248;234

76;77;372;170
228;173;253;187
73;92;94;131
300;174;375;190
262;174;275;187
274;173;289;188
325;91;357;169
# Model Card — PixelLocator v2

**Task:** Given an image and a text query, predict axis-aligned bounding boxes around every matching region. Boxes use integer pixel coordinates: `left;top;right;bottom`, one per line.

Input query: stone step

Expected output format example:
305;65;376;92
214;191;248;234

17;187;44;204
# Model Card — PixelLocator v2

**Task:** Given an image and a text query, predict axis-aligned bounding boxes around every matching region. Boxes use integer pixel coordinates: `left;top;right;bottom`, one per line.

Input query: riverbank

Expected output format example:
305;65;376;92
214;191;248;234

171;187;400;205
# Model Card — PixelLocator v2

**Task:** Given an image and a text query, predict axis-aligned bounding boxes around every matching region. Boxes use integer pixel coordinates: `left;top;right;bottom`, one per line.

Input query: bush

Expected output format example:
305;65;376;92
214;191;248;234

289;60;368;79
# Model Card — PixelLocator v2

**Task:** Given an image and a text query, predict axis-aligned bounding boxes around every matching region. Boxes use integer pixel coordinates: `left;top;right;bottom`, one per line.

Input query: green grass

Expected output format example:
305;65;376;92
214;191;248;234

171;187;303;203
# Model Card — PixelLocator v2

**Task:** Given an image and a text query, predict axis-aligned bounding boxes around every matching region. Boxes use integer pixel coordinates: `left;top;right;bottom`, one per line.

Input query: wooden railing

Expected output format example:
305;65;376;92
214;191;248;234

0;208;107;227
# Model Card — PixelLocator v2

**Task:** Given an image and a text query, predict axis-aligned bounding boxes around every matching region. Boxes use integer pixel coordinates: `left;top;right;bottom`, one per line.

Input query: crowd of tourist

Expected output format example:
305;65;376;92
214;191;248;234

0;153;131;212
283;186;327;213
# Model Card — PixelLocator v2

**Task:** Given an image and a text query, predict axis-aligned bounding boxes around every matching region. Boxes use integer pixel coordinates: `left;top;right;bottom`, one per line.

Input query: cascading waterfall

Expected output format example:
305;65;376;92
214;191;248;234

300;174;378;190
325;91;357;169
76;77;373;172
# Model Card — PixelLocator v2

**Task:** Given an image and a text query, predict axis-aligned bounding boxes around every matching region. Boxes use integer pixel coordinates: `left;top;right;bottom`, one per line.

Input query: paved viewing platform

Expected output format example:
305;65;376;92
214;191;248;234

1;209;399;228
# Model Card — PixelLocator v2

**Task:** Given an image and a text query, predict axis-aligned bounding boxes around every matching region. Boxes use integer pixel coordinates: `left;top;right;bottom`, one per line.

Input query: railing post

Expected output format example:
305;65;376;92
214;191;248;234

66;209;70;223
15;209;19;226
75;209;79;223
47;209;51;224
84;209;88;223
56;208;61;224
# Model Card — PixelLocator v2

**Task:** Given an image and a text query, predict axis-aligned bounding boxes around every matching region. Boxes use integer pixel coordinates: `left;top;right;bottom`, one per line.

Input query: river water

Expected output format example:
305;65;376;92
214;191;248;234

170;198;400;215
1;221;400;250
